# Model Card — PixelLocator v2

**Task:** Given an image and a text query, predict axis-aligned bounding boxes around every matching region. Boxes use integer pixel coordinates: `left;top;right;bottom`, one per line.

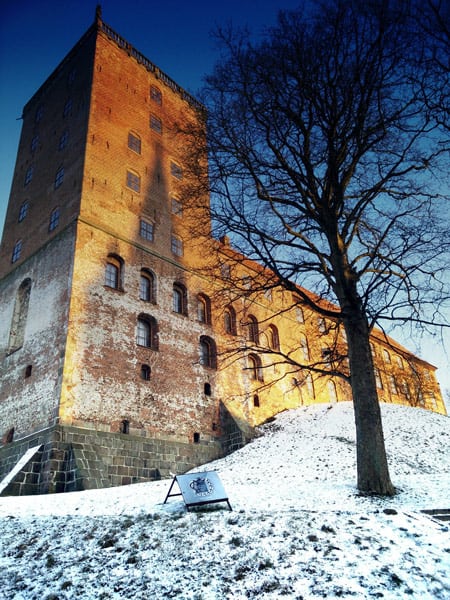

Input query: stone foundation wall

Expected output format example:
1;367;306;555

0;421;246;496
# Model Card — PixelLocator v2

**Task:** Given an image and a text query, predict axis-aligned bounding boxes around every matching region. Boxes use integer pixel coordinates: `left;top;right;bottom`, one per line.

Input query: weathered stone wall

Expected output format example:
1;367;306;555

0;226;76;439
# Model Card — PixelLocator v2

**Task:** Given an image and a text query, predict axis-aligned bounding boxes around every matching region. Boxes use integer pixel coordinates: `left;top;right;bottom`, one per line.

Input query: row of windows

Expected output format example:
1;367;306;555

24;164;64;189
12;207;60;263
125;160;183;194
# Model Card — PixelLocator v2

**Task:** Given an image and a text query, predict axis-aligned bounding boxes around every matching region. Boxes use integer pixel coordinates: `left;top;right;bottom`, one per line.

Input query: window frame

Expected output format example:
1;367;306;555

54;166;64;189
126;170;141;192
171;234;183;257
48;207;60;232
199;335;217;369
150;114;162;134
136;314;158;350
140;269;156;303
172;283;188;315
128;131;142;154
139;219;154;242
104;254;124;290
11;240;22;263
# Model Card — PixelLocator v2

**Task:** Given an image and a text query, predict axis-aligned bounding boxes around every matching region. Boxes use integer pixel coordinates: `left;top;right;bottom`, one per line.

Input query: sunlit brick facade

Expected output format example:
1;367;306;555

0;12;445;494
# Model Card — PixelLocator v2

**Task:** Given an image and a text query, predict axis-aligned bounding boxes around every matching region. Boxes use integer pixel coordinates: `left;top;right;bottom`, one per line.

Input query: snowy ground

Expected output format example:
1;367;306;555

0;402;449;599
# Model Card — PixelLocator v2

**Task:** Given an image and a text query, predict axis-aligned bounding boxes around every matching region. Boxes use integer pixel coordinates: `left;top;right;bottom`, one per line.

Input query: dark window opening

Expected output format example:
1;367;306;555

120;420;130;434
25;365;33;378
212;422;218;431
193;432;200;443
253;394;260;407
204;382;212;396
141;364;151;381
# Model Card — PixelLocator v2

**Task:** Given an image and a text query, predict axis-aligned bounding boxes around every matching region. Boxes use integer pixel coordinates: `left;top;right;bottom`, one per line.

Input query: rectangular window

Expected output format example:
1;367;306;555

58;130;69;151
128;132;141;154
54;167;64;189
12;240;22;263
170;161;183;180
140;219;154;242
150;115;162;134
171;197;183;216
171;235;183;257
150;85;162;105
126;170;141;192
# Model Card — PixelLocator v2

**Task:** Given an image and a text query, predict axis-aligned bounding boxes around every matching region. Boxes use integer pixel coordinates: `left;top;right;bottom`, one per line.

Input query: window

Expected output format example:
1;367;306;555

140;269;155;303
204;382;212;396
25;365;33;378
321;348;333;363
246;315;259;345
140;364;151;381
31;135;39;152
49;207;60;232
388;375;398;395
318;317;326;333
128;131;141;154
170;161;183;180
224;305;236;335
173;283;187;315
24;166;34;186
58;130;69;151
296;306;304;323
150;114;162;134
137;314;158;350
395;355;404;369
383;349;391;364
140;219;154;242
171;197;183;217
68;68;76;84
8;278;32;353
253;394;260;407
375;367;383;390
171;235;183;257
248;354;263;381
105;254;123;290
54;166;64;189
299;334;309;362
193;432;200;443
63;98;73;117
200;336;217;369
11;240;22;263
120;420;130;434
35;105;43;122
150;85;162;105
268;324;280;351
126;170;140;192
197;293;211;324
18;201;29;222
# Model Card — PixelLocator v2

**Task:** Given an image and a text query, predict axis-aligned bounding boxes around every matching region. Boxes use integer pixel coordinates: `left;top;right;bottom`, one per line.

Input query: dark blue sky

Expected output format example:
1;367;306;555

0;0;303;238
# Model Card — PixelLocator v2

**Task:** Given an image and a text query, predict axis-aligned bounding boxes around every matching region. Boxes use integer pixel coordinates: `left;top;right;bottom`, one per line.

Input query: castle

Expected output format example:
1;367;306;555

0;10;445;495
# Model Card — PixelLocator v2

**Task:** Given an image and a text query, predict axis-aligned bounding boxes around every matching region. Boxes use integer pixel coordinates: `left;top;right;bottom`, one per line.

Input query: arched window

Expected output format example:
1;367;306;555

18;201;29;222
248;354;263;381
299;334;310;362
383;349;391;363
246;315;259;345
224;305;237;335
136;314;158;350
8;278;32;354
172;283;187;315
197;293;211;324
140;269;156;303
200;336;217;369
128;131;141;154
105;254;123;290
11;240;22;263
268;324;280;351
54;166;64;189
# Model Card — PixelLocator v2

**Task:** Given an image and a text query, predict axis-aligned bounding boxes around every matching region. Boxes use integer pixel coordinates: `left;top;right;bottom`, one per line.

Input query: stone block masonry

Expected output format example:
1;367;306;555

0;423;239;496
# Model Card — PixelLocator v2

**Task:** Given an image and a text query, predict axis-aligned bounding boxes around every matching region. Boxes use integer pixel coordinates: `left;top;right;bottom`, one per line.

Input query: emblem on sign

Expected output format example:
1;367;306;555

190;476;214;497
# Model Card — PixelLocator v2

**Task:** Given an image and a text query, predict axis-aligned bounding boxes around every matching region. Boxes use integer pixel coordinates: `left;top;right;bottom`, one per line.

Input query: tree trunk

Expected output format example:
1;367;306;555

344;312;396;496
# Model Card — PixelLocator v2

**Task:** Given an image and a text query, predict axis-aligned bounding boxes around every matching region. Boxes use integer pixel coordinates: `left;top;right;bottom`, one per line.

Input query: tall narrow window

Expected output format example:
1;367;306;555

140;269;155;303
11;240;22;263
248;354;263;381
200;336;217;369
58;130;69;151
63;98;73;118
54;166;64;189
150;114;162;134
224;305;237;335
299;334;310;362
173;283;187;315
318;317;326;333
170;161;183;180
268;324;280;351
140;219;154;242
31;135;39;152
137;315;158;350
246;315;259;345
171;197;183;216
128;131;141;154
48;207;60;232
126;170;140;192
197;294;211;324
8;278;32;354
171;235;183;257
24;166;34;186
18;201;29;222
105;254;123;290
383;349;391;364
150;85;162;104
140;364;151;381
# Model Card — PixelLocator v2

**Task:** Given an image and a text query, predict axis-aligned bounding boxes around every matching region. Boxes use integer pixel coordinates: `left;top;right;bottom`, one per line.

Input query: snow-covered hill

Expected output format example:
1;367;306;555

0;402;449;599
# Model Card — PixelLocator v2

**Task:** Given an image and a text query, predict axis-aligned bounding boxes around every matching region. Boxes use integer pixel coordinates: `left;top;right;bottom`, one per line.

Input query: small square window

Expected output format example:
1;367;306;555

140;219;154;242
171;235;183;257
128;132;141;154
55;167;64;189
150;114;162;134
170;161;183;180
126;170;141;192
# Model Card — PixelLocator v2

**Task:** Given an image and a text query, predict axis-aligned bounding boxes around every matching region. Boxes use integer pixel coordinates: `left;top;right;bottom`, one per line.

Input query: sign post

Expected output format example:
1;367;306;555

164;471;232;511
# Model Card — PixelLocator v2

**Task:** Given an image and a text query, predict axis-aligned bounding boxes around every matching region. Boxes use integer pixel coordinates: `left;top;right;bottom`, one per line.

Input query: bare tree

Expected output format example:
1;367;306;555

181;0;450;495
